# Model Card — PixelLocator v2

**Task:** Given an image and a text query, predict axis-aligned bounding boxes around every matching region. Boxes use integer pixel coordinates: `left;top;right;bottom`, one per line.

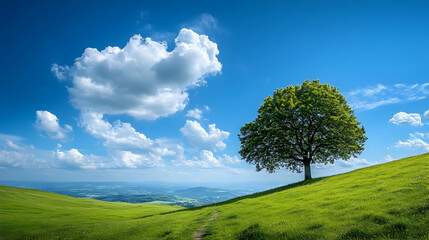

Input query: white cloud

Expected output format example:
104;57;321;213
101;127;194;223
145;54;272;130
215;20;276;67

336;158;370;168
351;84;387;97
347;83;429;110
50;64;70;81
55;28;221;120
0;134;168;170
79;111;172;156
0;150;33;168
35;111;72;140
183;13;218;34
220;154;241;164
395;132;429;151
54;148;97;169
78;112;173;169
186;108;203;119
113;151;165;168
424;109;429;118
389;112;423;126
384;155;395;162
176;150;224;168
0;137;50;169
54;148;165;170
180;120;229;151
6;140;20;150
314;158;370;170
0;133;22;142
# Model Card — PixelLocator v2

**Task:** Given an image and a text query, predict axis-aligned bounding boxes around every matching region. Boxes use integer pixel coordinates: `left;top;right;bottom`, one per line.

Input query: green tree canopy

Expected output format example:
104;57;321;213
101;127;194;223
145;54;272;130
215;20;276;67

239;80;367;180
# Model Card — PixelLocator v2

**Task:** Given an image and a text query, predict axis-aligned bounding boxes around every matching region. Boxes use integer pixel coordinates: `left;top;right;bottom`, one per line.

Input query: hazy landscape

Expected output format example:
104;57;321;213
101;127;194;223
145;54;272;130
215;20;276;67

1;154;428;239
1;1;429;239
0;181;257;207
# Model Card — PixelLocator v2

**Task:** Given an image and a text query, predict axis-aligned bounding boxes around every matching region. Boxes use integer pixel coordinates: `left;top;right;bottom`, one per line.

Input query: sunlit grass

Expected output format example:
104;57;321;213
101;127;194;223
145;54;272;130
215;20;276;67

1;153;428;239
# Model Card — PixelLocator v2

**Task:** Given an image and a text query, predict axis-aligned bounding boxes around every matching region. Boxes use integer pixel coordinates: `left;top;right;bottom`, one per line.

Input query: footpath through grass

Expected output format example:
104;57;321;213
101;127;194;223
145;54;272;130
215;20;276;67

0;153;428;239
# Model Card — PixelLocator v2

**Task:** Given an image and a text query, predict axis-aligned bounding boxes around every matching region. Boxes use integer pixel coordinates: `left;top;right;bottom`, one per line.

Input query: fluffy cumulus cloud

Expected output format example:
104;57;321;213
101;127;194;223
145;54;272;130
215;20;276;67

389;112;423;126
180;120;229;151
54;28;221;120
185;108;203;119
177;150;224;168
113;151;165;168
54;148;165;170
347;83;429;110
79;111;173;156
395;132;429;151
54;148;99;169
0;133;168;170
35;111;72;139
174;149;240;168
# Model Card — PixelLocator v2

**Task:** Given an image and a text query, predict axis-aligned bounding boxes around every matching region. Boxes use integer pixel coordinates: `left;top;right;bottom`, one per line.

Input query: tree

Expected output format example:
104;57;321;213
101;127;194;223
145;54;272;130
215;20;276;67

238;80;367;180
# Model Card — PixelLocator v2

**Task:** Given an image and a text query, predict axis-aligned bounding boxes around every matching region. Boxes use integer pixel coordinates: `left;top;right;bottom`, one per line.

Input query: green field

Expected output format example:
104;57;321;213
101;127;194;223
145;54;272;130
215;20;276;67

1;153;428;239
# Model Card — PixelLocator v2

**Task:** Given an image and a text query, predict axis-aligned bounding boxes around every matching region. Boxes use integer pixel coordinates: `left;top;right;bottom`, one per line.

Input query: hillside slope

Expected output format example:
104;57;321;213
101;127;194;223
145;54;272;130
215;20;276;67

0;186;183;239
202;154;428;239
0;153;428;239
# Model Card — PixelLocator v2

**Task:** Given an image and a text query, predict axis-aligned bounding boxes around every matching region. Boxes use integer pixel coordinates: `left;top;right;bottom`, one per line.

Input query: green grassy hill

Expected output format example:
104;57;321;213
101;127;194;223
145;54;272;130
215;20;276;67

1;153;428;239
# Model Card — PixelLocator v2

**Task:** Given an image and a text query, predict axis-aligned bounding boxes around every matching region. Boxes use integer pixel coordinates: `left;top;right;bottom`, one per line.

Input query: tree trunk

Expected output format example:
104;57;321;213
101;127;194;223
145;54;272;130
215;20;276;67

304;161;312;180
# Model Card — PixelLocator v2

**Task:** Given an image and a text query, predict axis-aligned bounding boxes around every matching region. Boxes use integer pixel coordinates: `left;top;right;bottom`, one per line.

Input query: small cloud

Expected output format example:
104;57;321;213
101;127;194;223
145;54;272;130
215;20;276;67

64;124;73;131
180;120;229;151
6;140;20;150
79;111;173;156
50;64;69;81
384;155;394;162
186;108;203;119
389;112;423;126
112;151;165;168
424;109;429;118
337;158;370;168
395;132;429;151
220;154;241;164
350;84;387;97
178;150;224;168
54;148;88;169
347;83;429;111
0;137;50;169
183;13;218;34
174;150;241;171
0;133;22;142
35;111;72;140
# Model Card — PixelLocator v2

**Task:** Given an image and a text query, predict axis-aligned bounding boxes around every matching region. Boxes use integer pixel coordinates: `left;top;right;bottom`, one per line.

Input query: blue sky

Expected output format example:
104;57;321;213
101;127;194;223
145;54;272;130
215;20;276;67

1;0;428;185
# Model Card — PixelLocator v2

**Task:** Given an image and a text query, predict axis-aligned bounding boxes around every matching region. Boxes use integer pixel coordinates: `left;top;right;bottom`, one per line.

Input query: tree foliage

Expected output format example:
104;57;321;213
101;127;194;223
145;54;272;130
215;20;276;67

238;80;367;180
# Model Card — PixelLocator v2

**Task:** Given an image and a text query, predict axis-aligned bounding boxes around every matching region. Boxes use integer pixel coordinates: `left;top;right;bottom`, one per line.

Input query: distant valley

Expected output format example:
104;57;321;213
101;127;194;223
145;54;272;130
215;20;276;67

0;181;257;207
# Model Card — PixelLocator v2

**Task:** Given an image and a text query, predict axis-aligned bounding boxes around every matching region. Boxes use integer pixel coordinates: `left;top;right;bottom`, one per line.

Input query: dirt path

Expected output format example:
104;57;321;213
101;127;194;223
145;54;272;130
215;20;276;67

193;211;219;240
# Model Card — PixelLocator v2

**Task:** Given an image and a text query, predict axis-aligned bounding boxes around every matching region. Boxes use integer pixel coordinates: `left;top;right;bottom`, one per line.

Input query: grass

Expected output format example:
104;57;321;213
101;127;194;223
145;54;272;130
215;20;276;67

0;186;183;239
1;153;428;239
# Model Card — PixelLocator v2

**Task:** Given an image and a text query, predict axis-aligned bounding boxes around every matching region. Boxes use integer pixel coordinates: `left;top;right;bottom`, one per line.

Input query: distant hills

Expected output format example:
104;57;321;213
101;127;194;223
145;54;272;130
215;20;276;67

1;153;428;239
0;181;251;207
